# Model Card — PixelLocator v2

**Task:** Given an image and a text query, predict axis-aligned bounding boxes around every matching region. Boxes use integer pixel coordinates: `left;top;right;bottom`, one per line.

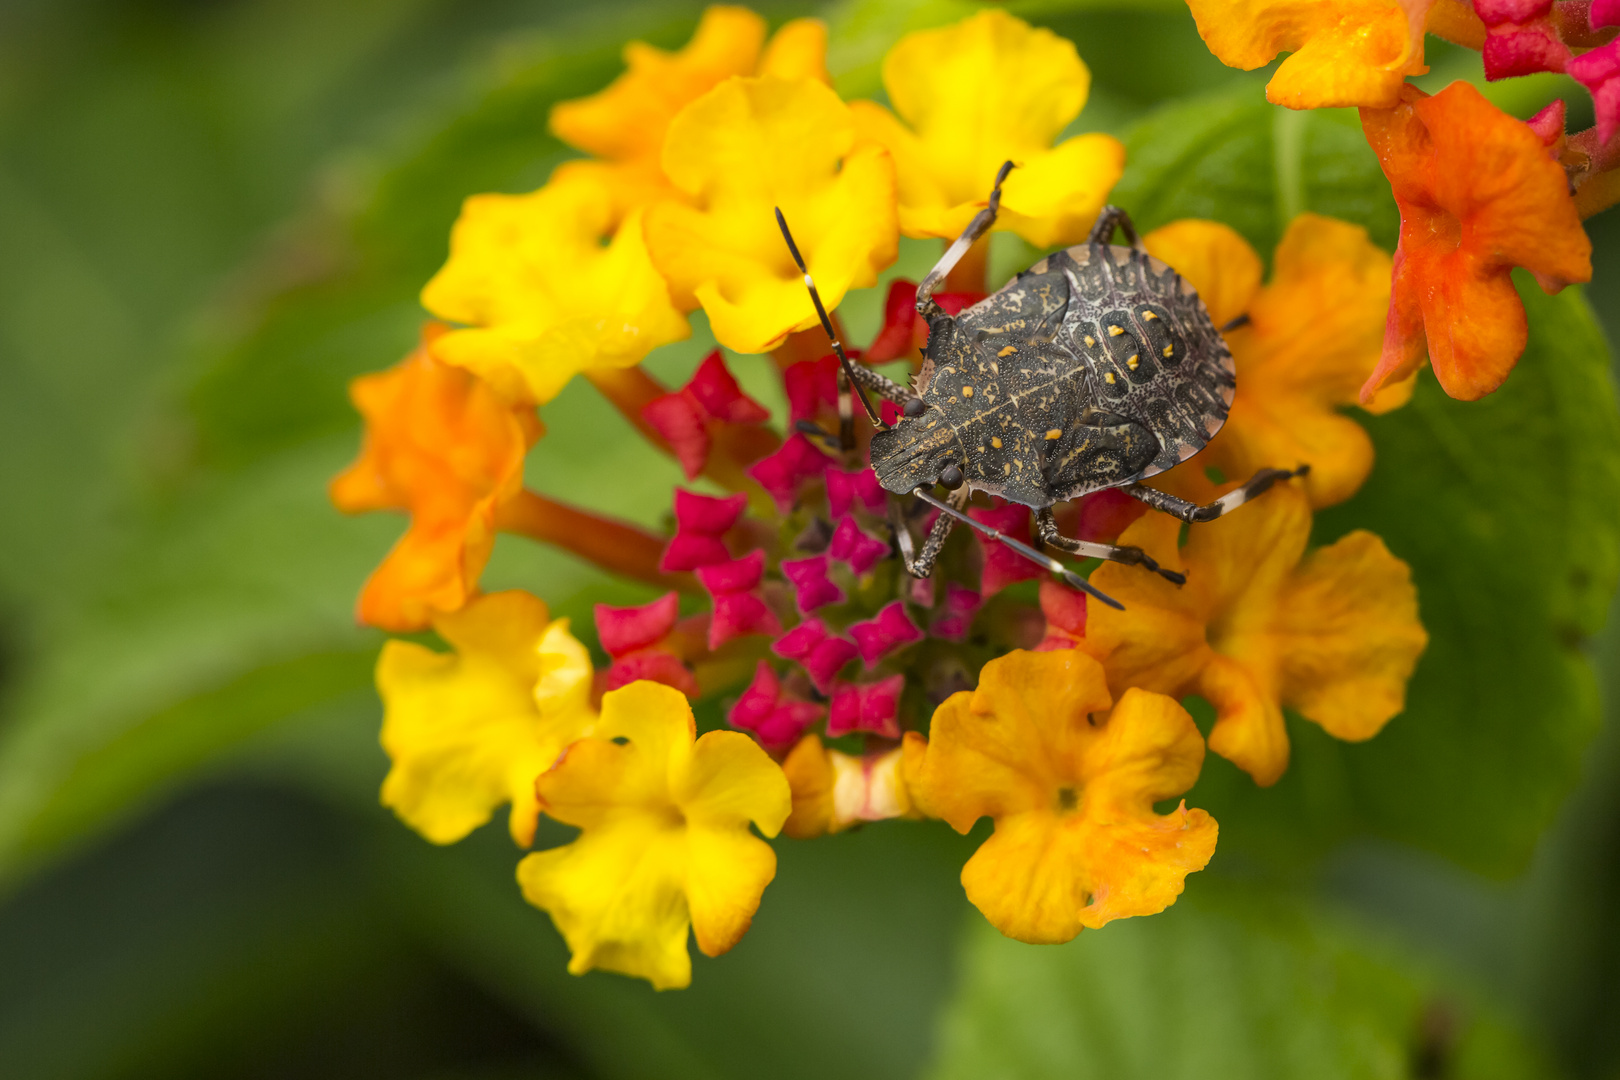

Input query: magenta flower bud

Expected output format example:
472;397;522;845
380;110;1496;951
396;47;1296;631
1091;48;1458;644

746;432;832;512
781;554;846;613
643;352;769;478
696;550;782;649
971;503;1043;596
784;355;839;423
729;661;825;752
932;583;983;642
828;515;889;576
771;618;858;693
1569;41;1620;143
827;675;905;739
826;466;888;519
660;488;747;571
849;601;923;666
606;650;699;697
595;591;681;657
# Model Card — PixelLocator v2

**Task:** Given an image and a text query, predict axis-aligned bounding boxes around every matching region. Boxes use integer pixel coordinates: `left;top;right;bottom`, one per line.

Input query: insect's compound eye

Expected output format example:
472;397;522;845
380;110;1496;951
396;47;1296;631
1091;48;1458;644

938;464;965;490
903;397;927;418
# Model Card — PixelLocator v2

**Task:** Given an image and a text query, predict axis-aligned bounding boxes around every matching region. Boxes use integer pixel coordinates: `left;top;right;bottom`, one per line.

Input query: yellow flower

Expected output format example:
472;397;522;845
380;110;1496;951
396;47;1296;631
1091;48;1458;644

849;9;1124;247
1185;0;1434;109
518;681;791;989
907;650;1216;944
645;74;898;353
1081;484;1428;787
421;167;690;405
1144;214;1409;509
779;735;919;839
377;590;596;847
549;7;829;189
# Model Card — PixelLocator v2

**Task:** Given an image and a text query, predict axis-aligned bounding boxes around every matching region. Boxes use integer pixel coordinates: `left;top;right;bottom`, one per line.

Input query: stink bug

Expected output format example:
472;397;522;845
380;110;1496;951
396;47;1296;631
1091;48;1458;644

775;161;1306;609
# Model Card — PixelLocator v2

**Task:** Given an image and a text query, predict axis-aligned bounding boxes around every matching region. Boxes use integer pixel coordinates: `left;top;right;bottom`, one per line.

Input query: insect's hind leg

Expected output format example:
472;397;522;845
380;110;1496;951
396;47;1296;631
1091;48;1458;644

1034;508;1186;586
917;160;1014;317
1087;205;1144;251
1123;466;1310;523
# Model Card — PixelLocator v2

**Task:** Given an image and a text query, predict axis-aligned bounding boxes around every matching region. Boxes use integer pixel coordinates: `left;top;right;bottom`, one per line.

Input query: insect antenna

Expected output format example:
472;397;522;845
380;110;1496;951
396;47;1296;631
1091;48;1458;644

910;488;1125;611
774;207;886;431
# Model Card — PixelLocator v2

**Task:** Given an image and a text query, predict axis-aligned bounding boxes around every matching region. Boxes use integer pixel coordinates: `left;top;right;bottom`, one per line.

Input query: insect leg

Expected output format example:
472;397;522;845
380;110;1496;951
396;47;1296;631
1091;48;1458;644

1122;466;1310;523
894;503;956;579
1034;508;1186;586
845;360;916;405
1086;205;1145;251
916;160;1015;319
910;489;1124;610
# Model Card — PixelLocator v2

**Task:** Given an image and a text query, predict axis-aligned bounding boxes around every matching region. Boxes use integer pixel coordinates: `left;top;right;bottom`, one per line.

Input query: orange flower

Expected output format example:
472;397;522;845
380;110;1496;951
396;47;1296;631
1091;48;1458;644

549;7;829;197
1185;0;1437;109
1081;484;1427;786
1360;82;1592;402
1143;214;1407;509
330;330;540;631
905;649;1216;944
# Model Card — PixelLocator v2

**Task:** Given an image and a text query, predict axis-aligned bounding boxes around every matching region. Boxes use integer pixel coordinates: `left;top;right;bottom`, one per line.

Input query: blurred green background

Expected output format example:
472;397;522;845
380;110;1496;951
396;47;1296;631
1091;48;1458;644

3;0;1620;1076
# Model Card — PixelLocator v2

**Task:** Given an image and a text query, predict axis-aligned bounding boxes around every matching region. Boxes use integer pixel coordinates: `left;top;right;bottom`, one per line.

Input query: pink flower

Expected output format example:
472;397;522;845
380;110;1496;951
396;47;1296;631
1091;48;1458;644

863;280;984;363
1034;580;1088;652
1570;40;1620;143
1595;0;1620;27
642;351;771;478
848;601;923;666
781;554;846;613
1473;0;1571;80
660;488;747;572
827;675;905;739
784;355;839;424
772;618;858;693
826;467;887;519
594;592;699;695
1076;487;1147;542
746;432;831;512
970;503;1044;596
729;661;825;752
931;583;982;642
828;515;889;576
695;550;782;649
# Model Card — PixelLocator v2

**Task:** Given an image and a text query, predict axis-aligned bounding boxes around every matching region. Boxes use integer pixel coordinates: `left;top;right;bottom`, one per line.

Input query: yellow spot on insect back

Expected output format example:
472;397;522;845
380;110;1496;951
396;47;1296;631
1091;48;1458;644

1045;429;1062;440
991;437;1002;449
998;345;1017;357
1084;335;1096;347
1143;311;1159;320
1127;355;1139;371
1162;345;1174;358
962;386;974;398
1108;325;1124;336
1003;463;1011;475
1104;371;1116;384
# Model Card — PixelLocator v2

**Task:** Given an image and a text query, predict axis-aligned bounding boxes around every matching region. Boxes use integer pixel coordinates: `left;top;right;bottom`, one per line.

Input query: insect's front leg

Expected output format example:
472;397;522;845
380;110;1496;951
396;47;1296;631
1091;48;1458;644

1086;205;1145;251
917;160;1015;318
1122;466;1309;523
1034;507;1186;586
890;496;956;579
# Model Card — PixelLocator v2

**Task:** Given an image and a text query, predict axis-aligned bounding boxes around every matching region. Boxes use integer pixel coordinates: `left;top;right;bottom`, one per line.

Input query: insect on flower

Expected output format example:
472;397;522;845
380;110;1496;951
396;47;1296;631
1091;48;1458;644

775;161;1309;609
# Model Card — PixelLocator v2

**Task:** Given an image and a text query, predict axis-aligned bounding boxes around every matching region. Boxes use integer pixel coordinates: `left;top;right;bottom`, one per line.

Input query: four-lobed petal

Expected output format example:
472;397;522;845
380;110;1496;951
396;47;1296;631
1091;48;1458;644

907;649;1216;943
377;591;596;847
849;9;1124;247
517;681;791;989
1081;484;1428;786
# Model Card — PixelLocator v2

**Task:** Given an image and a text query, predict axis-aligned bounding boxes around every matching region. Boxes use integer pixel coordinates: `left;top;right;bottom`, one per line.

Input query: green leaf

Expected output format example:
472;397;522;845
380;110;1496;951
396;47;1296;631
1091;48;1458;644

929;886;1561;1080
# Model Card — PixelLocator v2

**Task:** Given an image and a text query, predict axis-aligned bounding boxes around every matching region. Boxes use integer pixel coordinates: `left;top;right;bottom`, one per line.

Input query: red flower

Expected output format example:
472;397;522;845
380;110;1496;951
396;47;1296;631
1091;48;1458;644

729;662;825;752
746;432;832;512
1076;488;1148;543
1569;41;1620;144
1359;82;1591;402
780;554;846;613
864;280;983;363
594;591;701;696
660;488;747;571
695;550;782;649
771;618;859;693
642;351;771;478
827;515;889;576
784;354;840;424
827;676;905;739
849;601;923;666
931;583;982;641
970;503;1044;596
1034;580;1088;652
825;466;888;519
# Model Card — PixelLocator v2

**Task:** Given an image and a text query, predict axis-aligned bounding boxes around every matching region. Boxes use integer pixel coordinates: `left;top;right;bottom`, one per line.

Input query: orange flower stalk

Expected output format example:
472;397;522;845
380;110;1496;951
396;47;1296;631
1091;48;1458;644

1144;214;1407;509
331;333;540;631
1081;484;1427;787
1360;82;1592;402
904;650;1216;944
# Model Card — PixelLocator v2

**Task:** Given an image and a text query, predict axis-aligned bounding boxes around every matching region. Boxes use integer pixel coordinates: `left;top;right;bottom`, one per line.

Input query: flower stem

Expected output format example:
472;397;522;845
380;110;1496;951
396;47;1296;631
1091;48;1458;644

498;490;695;591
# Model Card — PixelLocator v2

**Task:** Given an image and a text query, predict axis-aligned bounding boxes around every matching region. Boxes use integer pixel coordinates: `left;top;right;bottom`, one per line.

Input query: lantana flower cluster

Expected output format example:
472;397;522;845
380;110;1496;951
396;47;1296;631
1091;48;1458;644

333;6;1470;989
1187;0;1601;401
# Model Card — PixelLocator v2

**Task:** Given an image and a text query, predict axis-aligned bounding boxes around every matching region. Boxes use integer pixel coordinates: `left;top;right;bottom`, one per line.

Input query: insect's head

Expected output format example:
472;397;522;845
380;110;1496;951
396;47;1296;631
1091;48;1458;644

869;400;967;496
